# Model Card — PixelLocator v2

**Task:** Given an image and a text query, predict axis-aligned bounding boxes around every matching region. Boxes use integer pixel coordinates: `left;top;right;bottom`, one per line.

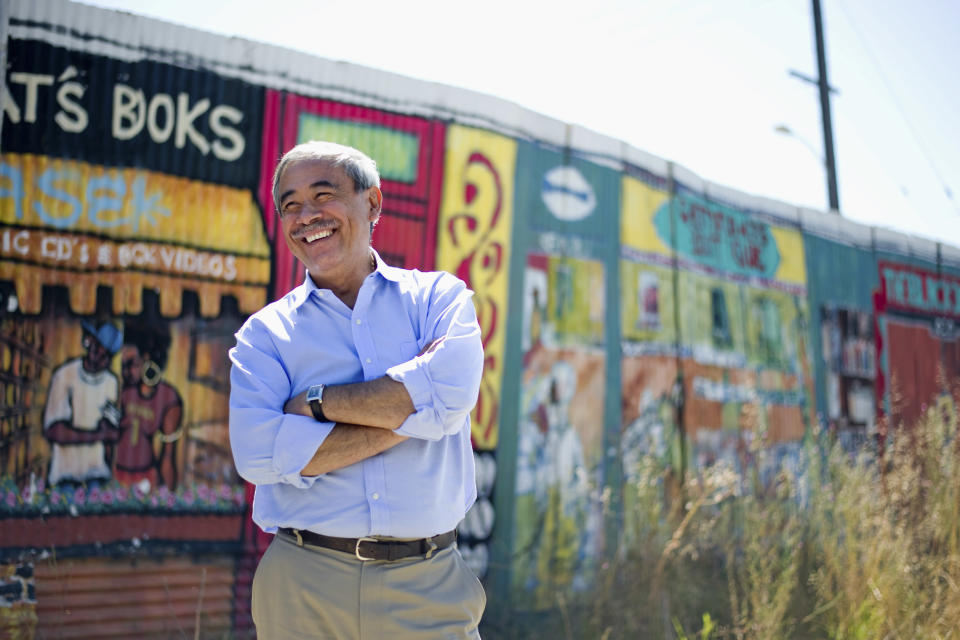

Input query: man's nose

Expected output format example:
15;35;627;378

294;201;324;223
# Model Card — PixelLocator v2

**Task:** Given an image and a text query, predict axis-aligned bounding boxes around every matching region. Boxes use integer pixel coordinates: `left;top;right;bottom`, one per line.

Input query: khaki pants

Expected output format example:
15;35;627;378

252;533;486;639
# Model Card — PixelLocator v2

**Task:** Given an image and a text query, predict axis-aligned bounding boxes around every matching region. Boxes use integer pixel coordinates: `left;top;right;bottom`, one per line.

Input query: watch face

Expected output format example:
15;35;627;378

306;385;324;403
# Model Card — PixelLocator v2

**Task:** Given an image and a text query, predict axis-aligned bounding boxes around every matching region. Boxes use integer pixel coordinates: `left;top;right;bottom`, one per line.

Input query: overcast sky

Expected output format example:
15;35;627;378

79;0;960;246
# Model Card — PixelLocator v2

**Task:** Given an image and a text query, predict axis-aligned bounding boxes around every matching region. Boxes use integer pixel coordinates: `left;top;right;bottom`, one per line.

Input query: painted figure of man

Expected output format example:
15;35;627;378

535;361;590;602
43;321;122;486
513;360;592;607
114;324;183;490
229;142;486;638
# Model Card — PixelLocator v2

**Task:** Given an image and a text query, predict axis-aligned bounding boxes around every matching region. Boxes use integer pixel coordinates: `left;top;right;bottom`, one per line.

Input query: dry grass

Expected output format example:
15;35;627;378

545;385;960;639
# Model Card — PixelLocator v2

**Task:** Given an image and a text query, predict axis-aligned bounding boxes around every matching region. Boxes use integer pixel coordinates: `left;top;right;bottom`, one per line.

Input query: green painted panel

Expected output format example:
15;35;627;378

654;193;781;280
513;142;619;239
296;115;419;183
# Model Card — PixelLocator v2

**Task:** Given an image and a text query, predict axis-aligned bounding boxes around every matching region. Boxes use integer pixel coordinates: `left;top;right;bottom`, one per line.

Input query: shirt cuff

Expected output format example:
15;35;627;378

272;415;334;488
393;408;440;441
385;356;432;410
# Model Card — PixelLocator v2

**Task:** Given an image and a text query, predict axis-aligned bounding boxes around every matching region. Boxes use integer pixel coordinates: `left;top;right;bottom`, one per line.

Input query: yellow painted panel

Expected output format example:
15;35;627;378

771;226;807;287
620;174;670;255
0;153;269;257
436;126;517;451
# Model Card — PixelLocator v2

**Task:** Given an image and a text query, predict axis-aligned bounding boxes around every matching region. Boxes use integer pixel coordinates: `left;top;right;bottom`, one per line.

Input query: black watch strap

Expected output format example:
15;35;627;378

310;399;327;422
306;384;327;422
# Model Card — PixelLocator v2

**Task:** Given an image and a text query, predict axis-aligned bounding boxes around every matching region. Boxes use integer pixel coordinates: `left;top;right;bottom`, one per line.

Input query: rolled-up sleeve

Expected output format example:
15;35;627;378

229;317;333;488
386;277;483;441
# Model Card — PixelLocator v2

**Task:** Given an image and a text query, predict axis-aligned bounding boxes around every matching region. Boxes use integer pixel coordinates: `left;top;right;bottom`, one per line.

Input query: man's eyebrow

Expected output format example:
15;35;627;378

279;180;337;205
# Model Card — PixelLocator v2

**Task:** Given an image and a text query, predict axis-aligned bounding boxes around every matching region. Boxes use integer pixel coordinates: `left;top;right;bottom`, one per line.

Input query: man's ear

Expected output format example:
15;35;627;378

367;186;383;223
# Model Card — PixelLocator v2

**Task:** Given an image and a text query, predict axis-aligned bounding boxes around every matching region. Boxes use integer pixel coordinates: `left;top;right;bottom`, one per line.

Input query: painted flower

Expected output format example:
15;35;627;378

198;485;212;501
135;478;151;497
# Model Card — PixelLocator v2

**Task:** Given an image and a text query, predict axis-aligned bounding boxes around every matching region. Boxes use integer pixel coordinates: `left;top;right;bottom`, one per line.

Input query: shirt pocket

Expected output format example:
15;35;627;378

372;336;420;369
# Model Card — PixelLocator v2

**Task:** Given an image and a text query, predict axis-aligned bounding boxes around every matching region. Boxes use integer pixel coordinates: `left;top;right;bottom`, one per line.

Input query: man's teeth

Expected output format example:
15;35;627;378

305;229;333;242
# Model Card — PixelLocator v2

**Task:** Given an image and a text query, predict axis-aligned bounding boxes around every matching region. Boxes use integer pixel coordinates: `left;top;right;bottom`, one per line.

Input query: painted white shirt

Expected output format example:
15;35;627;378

43;358;117;484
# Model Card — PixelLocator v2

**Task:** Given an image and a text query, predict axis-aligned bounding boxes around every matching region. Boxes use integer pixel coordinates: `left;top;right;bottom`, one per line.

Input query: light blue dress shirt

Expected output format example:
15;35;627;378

229;251;483;538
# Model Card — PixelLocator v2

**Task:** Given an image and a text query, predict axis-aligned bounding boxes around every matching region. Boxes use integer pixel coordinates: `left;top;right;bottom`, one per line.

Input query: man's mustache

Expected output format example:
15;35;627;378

292;221;338;239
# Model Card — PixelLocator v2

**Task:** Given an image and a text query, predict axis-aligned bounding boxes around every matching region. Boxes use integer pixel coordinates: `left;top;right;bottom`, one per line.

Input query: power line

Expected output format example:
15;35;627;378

833;0;957;210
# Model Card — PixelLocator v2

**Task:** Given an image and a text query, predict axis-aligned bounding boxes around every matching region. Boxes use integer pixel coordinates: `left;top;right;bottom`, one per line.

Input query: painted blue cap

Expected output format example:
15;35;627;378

80;320;123;355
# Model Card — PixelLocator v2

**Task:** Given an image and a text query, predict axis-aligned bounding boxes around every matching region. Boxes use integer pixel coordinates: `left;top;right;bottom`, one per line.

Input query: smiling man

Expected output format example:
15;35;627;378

229;141;486;639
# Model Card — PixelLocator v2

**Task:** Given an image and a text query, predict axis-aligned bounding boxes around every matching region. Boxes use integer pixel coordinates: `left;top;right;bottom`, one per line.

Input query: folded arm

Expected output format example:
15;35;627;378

285;276;483;442
299;423;407;476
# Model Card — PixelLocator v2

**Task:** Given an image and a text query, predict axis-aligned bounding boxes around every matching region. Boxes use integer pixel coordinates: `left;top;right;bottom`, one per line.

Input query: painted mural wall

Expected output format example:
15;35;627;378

1;0;959;635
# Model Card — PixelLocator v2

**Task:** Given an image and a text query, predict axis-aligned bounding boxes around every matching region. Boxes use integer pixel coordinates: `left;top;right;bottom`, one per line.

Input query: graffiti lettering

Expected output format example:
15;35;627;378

1;228;29;255
2;65;246;162
41;235;88;264
157;246;238;281
882;264;960;317
0;163;25;220
0;229;239;282
6;72;54;123
0;161;170;231
54;67;89;133
112;85;244;161
98;244;112;266
5;67;89;133
678;198;769;270
117;242;157;268
680;202;721;258
537;231;588;257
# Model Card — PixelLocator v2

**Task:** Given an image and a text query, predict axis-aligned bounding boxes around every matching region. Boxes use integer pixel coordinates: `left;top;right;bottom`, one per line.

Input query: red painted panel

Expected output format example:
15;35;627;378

886;318;960;427
258;93;445;299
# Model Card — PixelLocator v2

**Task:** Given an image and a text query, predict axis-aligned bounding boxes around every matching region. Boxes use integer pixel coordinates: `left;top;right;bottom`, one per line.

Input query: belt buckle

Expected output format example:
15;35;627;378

355;536;378;561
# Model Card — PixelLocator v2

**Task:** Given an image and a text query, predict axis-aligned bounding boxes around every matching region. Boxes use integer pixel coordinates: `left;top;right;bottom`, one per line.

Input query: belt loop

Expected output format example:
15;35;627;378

293;528;304;547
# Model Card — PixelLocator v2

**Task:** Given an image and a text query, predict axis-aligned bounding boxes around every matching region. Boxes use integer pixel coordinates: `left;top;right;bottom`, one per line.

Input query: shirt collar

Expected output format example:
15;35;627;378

290;248;404;310
371;248;406;283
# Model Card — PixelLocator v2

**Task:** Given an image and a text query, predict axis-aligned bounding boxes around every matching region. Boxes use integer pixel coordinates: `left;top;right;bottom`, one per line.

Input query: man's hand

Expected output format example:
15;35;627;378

282;340;441;427
300;425;407;476
284;390;312;418
418;338;442;357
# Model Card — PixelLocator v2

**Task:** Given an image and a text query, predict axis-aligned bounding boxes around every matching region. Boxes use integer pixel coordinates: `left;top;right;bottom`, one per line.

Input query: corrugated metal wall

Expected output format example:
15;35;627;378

34;555;248;639
1;0;959;635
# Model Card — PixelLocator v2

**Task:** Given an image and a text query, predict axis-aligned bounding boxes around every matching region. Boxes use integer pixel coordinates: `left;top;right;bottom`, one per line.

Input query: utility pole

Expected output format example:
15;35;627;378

788;0;841;213
812;0;840;212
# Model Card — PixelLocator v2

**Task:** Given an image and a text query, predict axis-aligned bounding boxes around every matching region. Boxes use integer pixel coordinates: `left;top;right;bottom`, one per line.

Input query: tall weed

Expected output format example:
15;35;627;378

575;384;960;640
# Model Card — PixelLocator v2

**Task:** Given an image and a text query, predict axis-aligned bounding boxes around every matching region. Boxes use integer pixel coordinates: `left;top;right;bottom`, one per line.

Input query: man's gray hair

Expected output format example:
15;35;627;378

272;141;381;213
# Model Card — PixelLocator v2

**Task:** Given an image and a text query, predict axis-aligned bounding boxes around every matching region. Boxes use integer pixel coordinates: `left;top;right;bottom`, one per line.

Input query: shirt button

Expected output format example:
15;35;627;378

355;319;362;325
371;493;380;500
365;357;372;364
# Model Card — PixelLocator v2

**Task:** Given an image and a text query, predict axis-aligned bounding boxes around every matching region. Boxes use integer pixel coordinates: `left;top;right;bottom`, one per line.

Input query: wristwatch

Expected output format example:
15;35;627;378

306;384;328;422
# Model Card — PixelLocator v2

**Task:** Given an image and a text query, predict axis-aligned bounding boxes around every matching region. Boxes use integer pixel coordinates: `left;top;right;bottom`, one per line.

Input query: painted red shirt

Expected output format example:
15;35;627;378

115;382;182;472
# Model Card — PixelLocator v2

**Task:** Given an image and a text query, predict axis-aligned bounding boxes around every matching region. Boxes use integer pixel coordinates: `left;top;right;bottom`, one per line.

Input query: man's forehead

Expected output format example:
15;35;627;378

280;157;350;189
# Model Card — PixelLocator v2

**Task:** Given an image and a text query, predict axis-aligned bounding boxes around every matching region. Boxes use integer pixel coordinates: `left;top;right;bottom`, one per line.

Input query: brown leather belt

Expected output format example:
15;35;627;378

279;528;456;561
